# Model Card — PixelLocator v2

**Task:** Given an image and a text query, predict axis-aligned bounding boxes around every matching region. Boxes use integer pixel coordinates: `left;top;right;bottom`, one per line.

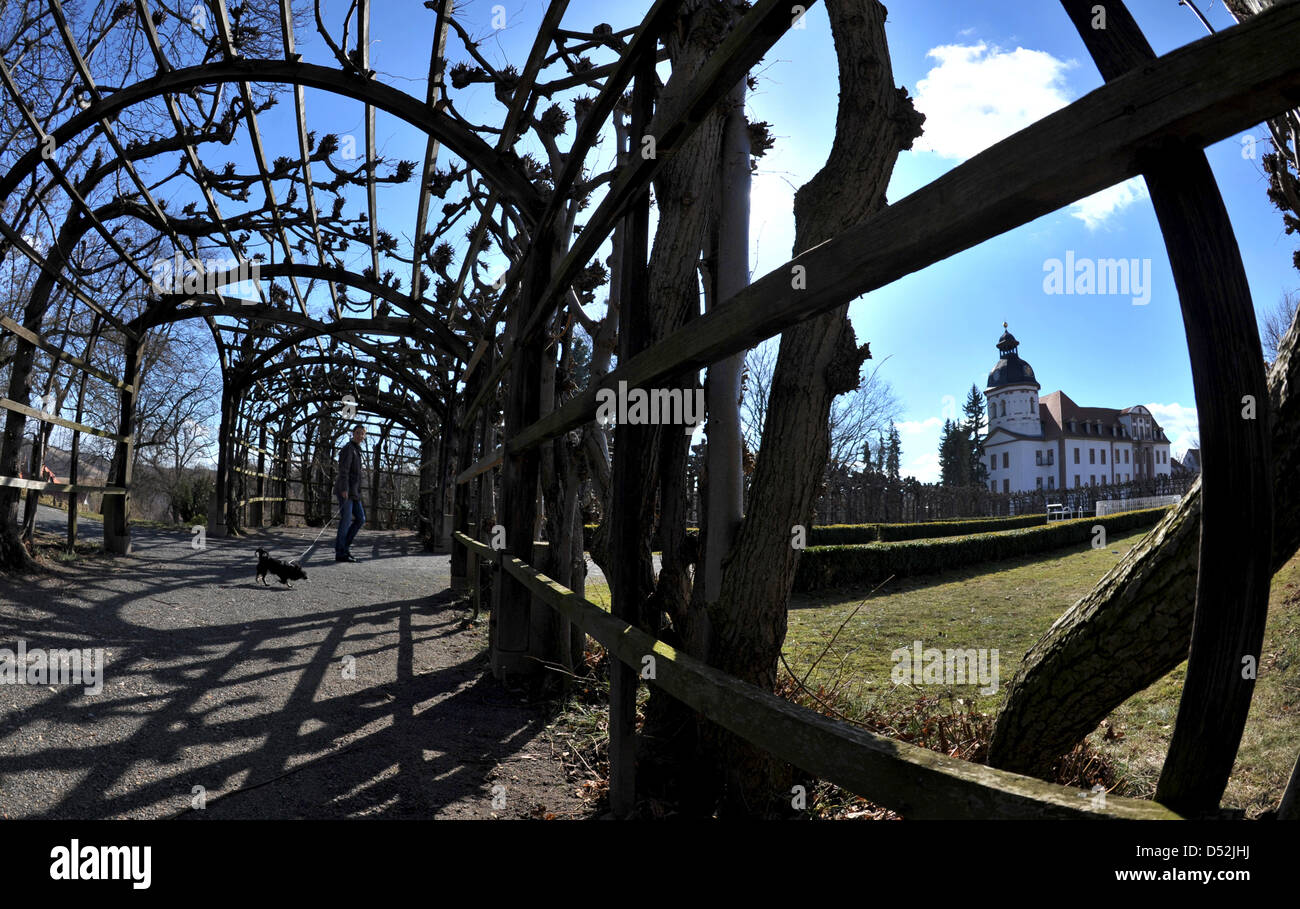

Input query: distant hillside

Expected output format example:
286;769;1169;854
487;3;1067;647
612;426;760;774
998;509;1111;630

13;441;109;484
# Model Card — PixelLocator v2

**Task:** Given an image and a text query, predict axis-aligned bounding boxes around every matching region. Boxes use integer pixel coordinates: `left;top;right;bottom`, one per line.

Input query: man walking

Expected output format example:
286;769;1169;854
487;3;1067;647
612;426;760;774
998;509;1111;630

335;424;366;562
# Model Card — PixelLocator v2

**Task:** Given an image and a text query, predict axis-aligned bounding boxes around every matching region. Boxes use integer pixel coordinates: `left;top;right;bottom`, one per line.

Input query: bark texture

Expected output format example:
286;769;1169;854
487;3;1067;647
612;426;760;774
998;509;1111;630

692;1;923;817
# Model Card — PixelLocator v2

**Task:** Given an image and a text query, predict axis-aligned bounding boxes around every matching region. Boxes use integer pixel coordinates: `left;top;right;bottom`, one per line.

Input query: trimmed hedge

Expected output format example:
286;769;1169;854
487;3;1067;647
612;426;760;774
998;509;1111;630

807;524;880;546
808;514;1046;546
794;507;1170;592
584;514;1050;549
875;513;1047;541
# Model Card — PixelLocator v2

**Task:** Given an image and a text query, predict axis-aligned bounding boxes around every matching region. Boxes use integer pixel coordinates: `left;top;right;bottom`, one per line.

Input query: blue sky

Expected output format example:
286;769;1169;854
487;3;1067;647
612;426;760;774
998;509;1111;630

178;1;1297;480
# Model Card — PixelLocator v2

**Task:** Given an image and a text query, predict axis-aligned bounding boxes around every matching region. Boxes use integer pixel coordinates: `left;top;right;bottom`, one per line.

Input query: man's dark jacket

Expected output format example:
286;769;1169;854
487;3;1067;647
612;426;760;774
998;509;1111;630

335;440;363;499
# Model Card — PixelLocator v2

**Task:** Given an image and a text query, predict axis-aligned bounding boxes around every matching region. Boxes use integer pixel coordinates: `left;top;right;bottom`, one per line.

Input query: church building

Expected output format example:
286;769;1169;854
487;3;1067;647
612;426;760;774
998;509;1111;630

982;326;1172;493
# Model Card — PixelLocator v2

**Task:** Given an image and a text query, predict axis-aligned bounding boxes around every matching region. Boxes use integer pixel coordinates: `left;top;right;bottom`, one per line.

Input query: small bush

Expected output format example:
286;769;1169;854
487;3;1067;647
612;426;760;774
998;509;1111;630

794;507;1169;592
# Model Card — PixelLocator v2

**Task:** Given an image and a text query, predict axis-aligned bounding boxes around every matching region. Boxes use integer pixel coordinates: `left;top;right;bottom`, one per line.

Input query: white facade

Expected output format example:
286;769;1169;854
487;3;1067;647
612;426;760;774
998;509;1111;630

980;330;1171;494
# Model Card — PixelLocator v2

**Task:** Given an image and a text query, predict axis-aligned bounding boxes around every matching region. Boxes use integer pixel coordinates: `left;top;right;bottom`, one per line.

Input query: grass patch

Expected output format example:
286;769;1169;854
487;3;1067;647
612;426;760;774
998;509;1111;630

782;528;1299;815
1094;555;1300;816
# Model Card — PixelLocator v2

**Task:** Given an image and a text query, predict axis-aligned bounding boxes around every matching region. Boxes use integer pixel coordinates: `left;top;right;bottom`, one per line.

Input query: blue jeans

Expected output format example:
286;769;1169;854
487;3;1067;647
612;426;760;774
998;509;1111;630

336;496;365;556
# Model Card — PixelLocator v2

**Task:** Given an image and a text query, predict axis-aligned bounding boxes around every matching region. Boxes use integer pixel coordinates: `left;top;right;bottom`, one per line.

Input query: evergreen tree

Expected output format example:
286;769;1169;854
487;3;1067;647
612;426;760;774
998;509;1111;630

886;421;901;480
873;433;886;475
939;417;972;486
938;419;956;484
963;384;989;485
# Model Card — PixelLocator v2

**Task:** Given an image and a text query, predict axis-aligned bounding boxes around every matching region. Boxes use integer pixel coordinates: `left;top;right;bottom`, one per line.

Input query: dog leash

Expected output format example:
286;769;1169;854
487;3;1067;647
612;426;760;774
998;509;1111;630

295;514;337;562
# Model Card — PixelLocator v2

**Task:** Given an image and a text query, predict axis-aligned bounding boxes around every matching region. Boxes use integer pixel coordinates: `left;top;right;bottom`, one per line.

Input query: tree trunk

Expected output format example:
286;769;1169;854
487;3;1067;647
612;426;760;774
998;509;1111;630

694;0;923;817
700;81;749;604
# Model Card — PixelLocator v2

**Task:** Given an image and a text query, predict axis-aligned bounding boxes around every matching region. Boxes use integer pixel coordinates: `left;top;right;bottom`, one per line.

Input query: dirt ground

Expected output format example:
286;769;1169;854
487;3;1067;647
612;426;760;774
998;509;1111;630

0;507;590;820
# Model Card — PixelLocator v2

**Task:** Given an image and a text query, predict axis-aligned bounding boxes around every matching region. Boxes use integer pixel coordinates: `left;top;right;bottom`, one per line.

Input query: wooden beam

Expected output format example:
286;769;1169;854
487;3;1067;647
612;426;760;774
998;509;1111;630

465;0;813;420
0;315;133;393
0;60;544;221
456;447;502;485
501;1;1300;457
0;398;128;443
1057;0;1273;817
0;476;126;495
497;552;1180;819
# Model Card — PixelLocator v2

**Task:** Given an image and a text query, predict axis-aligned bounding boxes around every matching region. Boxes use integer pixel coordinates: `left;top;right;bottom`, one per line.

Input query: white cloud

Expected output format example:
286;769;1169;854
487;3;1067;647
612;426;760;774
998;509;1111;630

1144;402;1199;452
896;418;944;482
912;41;1144;228
1068;178;1148;230
896;416;943;435
912;42;1075;160
905;451;942;484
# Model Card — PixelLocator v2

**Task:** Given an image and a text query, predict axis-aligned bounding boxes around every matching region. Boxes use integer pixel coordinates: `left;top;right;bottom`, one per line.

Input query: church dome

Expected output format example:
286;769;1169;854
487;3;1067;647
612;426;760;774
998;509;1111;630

986;324;1041;390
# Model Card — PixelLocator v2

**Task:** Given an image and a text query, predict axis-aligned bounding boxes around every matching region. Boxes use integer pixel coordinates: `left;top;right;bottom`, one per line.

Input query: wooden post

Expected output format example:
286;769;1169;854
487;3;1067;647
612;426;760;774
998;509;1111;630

276;425;290;525
209;385;231;538
491;224;556;683
1061;0;1274;819
607;57;655;818
371;422;390;531
66;359;92;550
253;424;267;528
102;342;139;555
450;396;475;591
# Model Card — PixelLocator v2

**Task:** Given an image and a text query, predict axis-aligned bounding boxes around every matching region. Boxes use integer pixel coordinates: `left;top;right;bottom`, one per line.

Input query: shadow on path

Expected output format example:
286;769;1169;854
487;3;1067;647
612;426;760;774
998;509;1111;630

0;517;586;819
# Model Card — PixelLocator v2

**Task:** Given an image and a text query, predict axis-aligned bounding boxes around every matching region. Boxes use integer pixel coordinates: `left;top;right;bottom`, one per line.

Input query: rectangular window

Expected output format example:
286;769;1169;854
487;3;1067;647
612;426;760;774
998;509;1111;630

1124;450;1129;464
1035;450;1042;466
1101;450;1106;464
1002;452;1009;469
990;480;997;492
1003;479;1010;493
1036;477;1042;490
1048;476;1055;489
1090;475;1096;485
1047;450;1054;465
1089;449;1096;464
1074;475;1080;488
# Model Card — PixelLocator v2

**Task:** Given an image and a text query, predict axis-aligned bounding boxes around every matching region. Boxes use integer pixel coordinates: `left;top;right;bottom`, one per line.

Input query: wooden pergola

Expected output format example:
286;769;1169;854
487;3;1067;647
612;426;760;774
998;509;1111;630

1;0;1297;819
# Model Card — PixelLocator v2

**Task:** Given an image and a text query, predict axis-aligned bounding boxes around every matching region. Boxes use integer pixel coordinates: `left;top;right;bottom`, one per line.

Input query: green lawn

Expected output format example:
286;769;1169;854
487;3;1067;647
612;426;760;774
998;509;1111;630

781;531;1156;717
578;530;1298;814
780;528;1300;814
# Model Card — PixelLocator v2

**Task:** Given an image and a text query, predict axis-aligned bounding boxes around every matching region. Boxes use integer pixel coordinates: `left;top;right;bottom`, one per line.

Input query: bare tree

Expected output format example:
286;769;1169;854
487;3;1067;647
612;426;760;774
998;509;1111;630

1261;289;1299;364
743;341;901;472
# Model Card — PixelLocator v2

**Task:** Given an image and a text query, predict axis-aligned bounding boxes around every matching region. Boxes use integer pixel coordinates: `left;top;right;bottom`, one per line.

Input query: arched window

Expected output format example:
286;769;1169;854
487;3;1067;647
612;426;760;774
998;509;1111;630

999;400;1006;417
988;403;994;422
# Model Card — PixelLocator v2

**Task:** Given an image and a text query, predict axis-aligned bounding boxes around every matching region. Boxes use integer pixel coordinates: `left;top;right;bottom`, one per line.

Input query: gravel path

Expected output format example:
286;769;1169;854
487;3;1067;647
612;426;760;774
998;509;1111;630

0;508;587;819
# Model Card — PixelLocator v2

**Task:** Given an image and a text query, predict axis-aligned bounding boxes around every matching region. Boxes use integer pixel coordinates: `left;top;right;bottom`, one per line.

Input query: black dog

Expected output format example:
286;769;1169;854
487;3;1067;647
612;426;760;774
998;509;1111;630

255;548;306;588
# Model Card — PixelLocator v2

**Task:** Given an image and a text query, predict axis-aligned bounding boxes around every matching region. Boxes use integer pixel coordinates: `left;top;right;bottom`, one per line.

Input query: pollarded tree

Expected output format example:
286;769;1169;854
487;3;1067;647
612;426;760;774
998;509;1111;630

684;0;924;816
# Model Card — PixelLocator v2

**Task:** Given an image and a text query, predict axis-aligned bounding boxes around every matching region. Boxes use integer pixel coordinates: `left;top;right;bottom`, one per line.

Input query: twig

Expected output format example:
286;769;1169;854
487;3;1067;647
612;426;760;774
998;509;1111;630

800;574;894;688
778;652;877;732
